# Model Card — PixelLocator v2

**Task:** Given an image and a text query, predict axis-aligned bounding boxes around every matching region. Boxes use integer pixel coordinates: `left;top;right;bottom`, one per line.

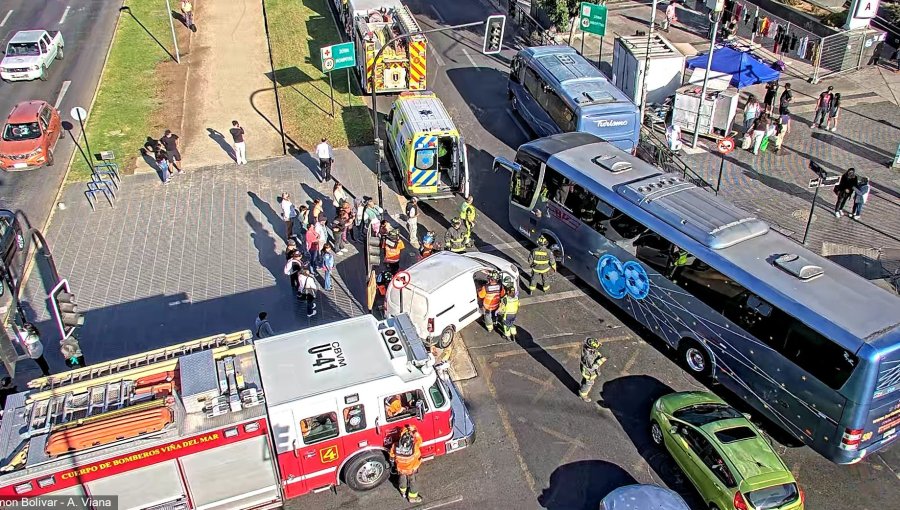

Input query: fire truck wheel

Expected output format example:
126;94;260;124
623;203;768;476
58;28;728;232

343;452;390;491
437;326;455;349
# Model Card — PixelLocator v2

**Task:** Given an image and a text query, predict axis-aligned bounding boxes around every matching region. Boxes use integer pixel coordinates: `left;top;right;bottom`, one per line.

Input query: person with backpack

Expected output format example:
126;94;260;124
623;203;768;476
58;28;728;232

283;251;304;292
390;424;424;503
297;269;318;317
254;312;275;339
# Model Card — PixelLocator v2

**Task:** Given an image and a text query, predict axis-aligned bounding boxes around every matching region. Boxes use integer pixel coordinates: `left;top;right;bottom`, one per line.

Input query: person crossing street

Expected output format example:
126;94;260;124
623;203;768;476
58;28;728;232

445;218;467;253
527;236;556;293
390;424;424;503
497;282;519;341
578;337;608;405
477;271;505;332
458;195;476;247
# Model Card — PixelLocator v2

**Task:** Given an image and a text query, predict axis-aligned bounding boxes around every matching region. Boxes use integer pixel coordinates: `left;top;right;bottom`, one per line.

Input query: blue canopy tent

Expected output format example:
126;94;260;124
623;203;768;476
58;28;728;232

686;47;780;89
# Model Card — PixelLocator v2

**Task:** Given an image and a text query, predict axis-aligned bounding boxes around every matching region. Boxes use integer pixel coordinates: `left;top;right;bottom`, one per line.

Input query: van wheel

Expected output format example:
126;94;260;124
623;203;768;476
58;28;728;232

679;339;711;378
45;150;54;167
39;66;47;81
57;47;64;60
437;326;455;349
343;452;390;492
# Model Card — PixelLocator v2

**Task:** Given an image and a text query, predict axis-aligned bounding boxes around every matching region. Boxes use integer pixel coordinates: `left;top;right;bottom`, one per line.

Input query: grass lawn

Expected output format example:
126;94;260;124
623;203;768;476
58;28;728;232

68;1;175;182
265;0;372;150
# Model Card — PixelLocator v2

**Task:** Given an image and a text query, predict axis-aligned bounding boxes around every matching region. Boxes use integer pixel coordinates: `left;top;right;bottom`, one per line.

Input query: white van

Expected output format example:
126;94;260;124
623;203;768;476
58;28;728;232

386;251;518;347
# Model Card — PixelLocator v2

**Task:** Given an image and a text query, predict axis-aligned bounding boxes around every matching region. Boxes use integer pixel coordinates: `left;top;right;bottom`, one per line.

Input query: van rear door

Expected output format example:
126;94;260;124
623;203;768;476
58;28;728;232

450;137;470;196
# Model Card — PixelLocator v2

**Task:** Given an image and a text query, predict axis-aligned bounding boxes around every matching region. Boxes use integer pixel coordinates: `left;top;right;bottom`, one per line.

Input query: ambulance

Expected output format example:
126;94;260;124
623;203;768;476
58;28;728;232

385;91;470;199
0;315;475;508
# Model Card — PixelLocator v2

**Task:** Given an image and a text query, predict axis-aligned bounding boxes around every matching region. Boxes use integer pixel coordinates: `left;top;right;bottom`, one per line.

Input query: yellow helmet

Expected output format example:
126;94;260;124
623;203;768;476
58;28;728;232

537;235;549;247
585;337;600;350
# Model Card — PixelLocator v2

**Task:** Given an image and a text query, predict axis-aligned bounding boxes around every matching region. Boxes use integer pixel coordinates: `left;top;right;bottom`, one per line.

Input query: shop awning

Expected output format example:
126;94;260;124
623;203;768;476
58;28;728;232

686;46;781;89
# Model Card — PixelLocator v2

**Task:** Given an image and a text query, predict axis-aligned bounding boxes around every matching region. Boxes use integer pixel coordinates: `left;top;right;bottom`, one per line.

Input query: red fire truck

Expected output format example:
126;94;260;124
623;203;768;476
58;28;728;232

0;314;475;508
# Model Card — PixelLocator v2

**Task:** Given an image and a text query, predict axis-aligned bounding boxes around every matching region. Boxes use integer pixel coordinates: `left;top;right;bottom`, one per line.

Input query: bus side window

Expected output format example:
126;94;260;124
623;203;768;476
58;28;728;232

541;166;572;204
511;153;541;207
523;66;546;105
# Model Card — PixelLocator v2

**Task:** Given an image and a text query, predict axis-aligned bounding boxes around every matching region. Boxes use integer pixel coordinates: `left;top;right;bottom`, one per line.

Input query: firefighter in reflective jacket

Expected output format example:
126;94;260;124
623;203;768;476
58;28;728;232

390;424;424;503
497;281;519;341
578;337;608;405
478;271;505;332
382;229;405;273
528;235;557;292
458;195;476;247
445;218;467;253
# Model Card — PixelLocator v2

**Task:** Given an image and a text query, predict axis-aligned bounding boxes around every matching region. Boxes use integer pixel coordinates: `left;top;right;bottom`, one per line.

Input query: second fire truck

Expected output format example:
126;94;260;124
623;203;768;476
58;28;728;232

330;0;427;93
0;314;474;509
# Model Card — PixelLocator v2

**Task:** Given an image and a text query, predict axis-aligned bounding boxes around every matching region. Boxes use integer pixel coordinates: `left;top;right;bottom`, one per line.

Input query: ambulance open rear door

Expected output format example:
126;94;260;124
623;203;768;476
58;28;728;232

452;137;470;197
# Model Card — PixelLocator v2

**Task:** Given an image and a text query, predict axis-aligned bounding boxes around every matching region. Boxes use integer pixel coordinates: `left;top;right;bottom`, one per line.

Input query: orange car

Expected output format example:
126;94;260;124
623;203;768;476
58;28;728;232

0;100;62;171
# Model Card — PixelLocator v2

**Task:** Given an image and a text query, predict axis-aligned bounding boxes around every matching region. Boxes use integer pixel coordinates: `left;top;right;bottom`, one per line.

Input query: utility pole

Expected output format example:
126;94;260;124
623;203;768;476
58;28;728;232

369;20;485;208
164;0;181;64
690;1;724;148
638;0;660;128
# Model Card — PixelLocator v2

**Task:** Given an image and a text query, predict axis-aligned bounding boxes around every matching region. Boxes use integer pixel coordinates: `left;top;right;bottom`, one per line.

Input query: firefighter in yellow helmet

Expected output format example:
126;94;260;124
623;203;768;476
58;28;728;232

578;337;608;405
458;195;476;247
527;235;557;293
445;217;467;253
497;281;520;341
390;424;424;503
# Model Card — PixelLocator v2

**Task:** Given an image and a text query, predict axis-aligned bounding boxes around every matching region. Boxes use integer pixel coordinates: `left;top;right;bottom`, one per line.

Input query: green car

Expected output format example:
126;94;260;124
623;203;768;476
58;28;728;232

650;392;805;510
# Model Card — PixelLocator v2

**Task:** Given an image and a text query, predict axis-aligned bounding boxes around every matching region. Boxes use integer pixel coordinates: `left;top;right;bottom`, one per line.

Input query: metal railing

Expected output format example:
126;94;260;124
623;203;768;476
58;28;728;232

811;27;883;83
507;0;557;47
637;126;716;192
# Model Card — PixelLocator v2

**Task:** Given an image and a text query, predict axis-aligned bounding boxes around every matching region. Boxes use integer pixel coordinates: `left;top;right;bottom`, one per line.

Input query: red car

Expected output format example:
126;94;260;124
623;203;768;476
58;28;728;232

0;100;62;171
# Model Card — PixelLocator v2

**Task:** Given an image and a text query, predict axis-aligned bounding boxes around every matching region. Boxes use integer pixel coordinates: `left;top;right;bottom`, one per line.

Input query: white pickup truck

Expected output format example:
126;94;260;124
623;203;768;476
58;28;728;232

1;30;64;82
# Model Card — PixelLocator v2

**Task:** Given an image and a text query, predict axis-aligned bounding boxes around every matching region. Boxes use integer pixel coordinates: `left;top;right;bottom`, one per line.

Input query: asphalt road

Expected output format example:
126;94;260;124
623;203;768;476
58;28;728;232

0;0;120;229
295;0;900;508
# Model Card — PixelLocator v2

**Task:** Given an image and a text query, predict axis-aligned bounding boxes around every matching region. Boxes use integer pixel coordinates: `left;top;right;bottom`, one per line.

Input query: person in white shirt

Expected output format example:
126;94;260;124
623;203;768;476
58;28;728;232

666;123;683;152
662;1;678;32
280;192;298;241
297;269;318;317
316;138;334;182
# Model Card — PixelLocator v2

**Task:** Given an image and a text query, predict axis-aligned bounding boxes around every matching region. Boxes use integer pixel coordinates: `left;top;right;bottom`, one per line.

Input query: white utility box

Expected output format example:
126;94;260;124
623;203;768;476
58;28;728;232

611;33;685;106
672;84;739;136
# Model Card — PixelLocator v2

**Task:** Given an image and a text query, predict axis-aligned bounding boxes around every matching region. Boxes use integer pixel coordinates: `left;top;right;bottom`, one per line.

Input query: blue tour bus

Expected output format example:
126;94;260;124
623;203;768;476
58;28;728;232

494;132;900;464
508;46;640;152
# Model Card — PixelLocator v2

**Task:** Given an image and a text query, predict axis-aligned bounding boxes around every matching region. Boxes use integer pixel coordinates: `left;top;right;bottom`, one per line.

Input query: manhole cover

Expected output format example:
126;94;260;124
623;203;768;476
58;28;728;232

791;208;816;223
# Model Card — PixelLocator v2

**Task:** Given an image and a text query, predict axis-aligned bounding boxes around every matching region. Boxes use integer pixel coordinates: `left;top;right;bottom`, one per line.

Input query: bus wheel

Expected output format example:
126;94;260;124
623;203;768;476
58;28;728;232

343;452;390;491
679;340;711;378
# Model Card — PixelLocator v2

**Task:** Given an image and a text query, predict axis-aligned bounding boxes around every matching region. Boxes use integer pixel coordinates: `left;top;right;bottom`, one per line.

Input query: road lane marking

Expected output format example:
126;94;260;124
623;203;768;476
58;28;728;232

506;368;547;386
0;10;12;27
54;80;71;109
59;5;71;25
519;289;583;306
460;48;480;71
619;346;642;376
420;495;464;509
506;109;531;139
429;5;445;23
520;417;587;448
431;48;446;67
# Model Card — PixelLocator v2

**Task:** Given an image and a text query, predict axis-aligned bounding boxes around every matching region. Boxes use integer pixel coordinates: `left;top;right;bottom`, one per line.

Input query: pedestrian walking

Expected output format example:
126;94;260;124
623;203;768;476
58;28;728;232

160;130;183;173
578;337;608;405
405;197;420;247
230;120;247;164
382;229;405;274
284;250;304;291
181;0;196;31
814;86;835;128
833;167;858;217
390;424;424;503
458;195;476;247
280;192;298;241
662;1;678;32
751;115;770;155
763;81;779;115
778;82;793;115
477;271;504;332
255;312;275;339
826;93;841;132
497;281;519;341
742;94;760;135
322;244;336;290
316;137;334;181
61;335;86;369
527;235;556;292
297;269;318;317
773;114;789;153
851;176;870;220
332;181;349;209
15;322;51;377
444;218;467;253
156;150;171;184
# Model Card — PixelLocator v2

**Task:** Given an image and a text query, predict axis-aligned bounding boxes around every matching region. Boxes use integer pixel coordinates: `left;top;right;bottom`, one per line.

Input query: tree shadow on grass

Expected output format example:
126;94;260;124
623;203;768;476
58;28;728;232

119;6;176;62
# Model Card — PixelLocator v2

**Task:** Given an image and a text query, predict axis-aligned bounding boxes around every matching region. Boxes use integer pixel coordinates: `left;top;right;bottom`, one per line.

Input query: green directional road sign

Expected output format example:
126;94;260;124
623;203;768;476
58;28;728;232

320;42;356;72
579;2;608;36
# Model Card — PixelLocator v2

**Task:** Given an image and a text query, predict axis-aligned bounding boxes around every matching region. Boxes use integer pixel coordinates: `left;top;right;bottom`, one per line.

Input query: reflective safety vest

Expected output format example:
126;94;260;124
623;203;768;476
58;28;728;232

498;294;519;317
459;202;476;223
530;248;552;273
673;249;689;267
478;282;504;311
383;238;404;263
445;227;466;252
391;430;423;475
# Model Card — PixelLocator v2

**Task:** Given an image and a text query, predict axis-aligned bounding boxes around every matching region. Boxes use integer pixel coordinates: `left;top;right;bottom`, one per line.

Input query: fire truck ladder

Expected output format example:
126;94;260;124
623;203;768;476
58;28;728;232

394;5;420;35
28;331;252;391
25;379;137;437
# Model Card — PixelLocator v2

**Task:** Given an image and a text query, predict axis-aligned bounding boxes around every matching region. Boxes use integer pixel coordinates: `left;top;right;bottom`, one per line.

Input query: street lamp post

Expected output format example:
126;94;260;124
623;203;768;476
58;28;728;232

638;0;660;127
164;0;181;64
71;107;93;168
369;21;485;208
690;5;723;149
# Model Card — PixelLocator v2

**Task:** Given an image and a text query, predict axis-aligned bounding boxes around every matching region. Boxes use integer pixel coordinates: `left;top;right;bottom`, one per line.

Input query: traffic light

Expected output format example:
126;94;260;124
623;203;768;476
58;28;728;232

483;15;506;55
49;279;84;339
